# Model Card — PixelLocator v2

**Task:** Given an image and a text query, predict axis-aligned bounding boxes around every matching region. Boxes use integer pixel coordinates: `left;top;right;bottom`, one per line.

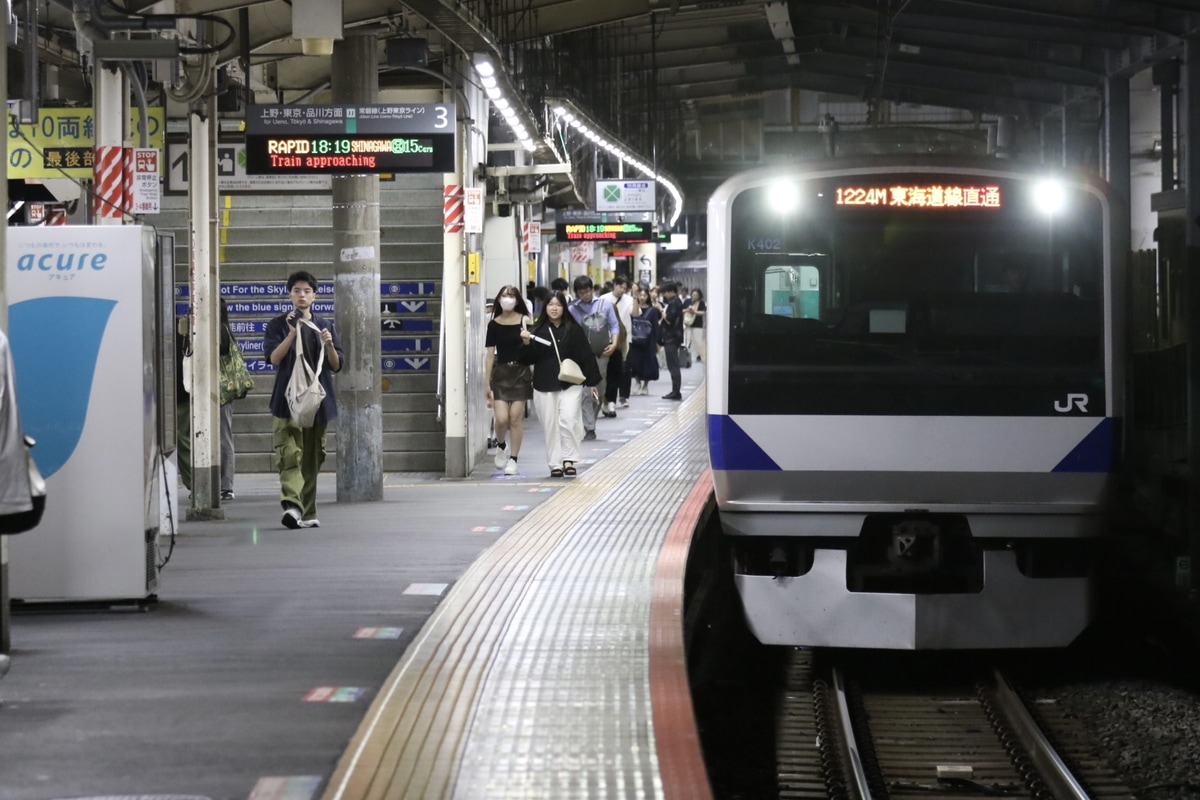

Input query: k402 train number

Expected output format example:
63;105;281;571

747;238;783;251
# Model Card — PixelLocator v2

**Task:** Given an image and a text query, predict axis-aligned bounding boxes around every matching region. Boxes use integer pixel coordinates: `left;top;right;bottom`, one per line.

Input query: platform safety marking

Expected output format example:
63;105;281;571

304;686;366;703
620;429;643;435
500;505;530;510
247;775;323;800
470;525;505;533
403;582;448;596
527;487;555;493
353;627;403;640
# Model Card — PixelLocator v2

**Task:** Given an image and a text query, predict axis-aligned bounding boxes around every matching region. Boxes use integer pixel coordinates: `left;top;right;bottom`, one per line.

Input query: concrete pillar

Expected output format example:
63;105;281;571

331;34;384;502
186;95;223;520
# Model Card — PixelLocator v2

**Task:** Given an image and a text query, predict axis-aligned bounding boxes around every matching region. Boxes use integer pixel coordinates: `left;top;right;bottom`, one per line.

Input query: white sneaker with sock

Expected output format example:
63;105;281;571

504;458;519;475
494;445;508;469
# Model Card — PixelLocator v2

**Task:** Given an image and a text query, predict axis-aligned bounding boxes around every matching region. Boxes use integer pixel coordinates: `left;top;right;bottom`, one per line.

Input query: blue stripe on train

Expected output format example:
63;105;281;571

707;414;781;471
709;414;1115;474
1051;417;1114;473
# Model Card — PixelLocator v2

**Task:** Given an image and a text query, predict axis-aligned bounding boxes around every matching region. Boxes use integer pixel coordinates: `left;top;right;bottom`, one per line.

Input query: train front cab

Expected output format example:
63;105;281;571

706;159;1120;650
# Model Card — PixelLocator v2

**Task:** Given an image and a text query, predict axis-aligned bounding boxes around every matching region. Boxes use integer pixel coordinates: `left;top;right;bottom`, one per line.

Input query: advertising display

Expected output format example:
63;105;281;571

5;226;159;601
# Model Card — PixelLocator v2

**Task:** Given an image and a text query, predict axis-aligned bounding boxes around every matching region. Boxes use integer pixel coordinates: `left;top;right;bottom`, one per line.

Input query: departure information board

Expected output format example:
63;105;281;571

244;104;456;175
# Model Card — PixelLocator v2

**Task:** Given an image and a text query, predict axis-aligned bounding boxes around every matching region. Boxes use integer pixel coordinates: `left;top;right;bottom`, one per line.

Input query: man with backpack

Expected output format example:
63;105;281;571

569;275;620;440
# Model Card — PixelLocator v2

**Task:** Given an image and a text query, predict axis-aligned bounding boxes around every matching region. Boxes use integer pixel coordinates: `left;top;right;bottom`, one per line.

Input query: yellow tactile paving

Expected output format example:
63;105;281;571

322;390;708;800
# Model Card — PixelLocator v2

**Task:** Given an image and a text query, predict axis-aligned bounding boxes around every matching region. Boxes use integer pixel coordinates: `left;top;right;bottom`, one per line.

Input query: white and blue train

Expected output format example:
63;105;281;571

706;156;1121;649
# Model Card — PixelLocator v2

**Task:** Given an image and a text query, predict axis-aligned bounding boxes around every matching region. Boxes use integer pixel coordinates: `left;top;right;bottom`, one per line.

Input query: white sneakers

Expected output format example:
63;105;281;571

298;518;320;528
282;506;301;529
494;446;508;469
504;458;519;475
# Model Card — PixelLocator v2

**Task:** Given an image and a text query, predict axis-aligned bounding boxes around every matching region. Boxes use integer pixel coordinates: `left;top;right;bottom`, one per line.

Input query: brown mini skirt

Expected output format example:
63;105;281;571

491;361;533;402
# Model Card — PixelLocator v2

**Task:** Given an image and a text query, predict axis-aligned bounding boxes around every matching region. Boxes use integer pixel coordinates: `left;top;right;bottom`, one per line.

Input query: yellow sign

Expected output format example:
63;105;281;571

467;252;480;284
6;107;166;179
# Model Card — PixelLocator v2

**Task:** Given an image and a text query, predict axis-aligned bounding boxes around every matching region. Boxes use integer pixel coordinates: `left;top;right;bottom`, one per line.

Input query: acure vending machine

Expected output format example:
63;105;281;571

5;225;163;603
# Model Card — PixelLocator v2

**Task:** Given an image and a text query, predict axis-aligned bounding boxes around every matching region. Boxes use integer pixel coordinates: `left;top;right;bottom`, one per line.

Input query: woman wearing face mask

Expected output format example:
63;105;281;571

485;286;534;475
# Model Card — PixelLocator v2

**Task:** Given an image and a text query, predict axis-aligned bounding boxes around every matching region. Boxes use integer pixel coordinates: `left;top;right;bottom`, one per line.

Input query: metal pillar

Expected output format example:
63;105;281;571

186;95;223;519
331;34;383;502
1184;36;1200;597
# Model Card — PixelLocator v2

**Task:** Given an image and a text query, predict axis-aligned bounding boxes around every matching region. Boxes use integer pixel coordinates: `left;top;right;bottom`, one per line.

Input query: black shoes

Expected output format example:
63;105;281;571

662;392;682;400
583;429;597;441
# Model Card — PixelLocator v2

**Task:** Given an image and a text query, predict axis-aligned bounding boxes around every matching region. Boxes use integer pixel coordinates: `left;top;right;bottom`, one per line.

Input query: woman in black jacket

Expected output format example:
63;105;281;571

519;292;602;477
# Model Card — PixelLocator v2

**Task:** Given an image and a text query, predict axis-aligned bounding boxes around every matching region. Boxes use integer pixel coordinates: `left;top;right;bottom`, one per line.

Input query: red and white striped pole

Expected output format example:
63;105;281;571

92;145;125;220
443;184;464;234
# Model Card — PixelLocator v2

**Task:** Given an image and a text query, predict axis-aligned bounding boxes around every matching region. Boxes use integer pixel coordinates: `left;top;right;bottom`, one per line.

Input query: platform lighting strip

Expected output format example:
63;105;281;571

473;59;537;153
549;101;683;228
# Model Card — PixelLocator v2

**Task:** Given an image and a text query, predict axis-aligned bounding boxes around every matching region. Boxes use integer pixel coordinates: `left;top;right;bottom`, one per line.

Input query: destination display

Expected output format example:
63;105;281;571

556;221;654;242
244;104;455;175
835;184;1001;208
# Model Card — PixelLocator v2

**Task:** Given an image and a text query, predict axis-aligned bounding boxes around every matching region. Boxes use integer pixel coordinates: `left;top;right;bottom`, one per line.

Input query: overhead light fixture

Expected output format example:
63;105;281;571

548;100;684;227
473;55;539;153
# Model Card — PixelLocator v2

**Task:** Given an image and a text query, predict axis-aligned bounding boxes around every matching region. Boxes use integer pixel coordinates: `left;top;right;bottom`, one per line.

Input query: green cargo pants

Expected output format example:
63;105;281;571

272;416;328;520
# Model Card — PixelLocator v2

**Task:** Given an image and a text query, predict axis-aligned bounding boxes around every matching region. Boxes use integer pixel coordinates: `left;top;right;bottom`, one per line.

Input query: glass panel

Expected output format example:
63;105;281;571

727;172;1107;416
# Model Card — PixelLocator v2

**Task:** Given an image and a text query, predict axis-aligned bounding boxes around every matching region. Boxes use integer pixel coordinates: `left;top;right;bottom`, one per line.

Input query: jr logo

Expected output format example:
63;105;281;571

1054;393;1089;413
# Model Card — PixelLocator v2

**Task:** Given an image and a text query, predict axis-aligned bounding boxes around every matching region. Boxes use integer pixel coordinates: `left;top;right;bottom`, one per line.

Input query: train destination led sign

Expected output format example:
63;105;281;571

244;103;455;175
835;184;1001;208
556;222;654;242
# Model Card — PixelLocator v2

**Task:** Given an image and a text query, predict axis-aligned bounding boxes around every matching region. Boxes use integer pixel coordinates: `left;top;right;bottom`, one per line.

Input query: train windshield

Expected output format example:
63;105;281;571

727;172;1107;416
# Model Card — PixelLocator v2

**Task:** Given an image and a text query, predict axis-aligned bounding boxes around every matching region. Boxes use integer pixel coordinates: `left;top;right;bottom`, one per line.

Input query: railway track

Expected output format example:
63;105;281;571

777;650;1134;800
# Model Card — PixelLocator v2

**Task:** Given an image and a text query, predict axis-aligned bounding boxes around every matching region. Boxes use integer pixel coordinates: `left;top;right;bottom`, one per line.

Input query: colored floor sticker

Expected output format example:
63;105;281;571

470;525;504;533
527;487;555;493
303;686;366;702
353;627;403;639
500;505;530;511
403;582;448;596
248;776;323;800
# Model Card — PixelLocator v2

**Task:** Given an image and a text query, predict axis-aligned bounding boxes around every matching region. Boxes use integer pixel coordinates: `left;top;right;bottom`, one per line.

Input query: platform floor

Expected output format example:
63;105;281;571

0;363;707;800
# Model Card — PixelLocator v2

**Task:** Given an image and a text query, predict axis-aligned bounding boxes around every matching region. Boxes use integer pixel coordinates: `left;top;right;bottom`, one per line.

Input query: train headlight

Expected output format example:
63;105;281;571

767;179;800;213
1033;180;1066;214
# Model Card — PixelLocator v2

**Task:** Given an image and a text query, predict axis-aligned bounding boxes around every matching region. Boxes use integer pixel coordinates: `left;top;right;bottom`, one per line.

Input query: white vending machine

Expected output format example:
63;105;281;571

5;225;160;603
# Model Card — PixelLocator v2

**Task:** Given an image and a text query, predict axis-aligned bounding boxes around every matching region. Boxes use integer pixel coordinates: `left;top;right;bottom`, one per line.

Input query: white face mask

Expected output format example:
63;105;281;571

499;296;517;311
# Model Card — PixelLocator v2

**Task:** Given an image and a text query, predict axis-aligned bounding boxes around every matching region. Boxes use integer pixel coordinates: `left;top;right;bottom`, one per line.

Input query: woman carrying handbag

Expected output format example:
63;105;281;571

518;291;601;477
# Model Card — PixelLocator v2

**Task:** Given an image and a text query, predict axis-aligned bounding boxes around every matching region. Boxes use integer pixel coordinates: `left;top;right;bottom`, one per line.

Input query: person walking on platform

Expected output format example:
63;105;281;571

518;292;602;478
568;275;620;440
599;276;634;410
627;285;661;395
659;282;685;400
687;287;707;364
218;298;238;500
263;271;344;529
485;285;534;475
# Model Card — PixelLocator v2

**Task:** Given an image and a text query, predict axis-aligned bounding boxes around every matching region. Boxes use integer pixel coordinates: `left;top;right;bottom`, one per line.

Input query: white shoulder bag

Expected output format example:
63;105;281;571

285;319;326;428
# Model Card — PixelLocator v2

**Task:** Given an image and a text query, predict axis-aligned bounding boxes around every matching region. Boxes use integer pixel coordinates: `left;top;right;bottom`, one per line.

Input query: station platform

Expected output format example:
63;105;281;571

0;363;711;800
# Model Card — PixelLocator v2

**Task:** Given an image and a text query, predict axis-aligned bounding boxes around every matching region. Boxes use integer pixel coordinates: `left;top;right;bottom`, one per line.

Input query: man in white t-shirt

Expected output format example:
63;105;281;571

599;276;635;413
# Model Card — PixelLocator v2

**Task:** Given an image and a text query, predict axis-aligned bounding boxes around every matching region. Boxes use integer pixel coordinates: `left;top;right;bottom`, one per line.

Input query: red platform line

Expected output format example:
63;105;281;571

650;469;715;800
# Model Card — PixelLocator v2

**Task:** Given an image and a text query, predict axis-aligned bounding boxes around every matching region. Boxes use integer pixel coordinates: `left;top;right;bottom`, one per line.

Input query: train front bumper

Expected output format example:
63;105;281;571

734;548;1090;649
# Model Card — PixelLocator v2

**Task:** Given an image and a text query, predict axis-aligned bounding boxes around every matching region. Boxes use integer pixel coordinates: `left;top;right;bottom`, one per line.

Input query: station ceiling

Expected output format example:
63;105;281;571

22;0;1200;210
